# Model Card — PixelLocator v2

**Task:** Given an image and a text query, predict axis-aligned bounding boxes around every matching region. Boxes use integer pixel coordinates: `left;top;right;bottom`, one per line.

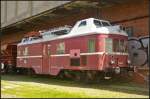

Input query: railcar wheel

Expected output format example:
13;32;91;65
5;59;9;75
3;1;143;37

58;70;72;80
73;71;84;82
58;70;65;79
82;71;105;84
7;65;16;74
82;71;96;84
94;72;104;83
27;68;36;76
64;71;71;79
16;68;28;75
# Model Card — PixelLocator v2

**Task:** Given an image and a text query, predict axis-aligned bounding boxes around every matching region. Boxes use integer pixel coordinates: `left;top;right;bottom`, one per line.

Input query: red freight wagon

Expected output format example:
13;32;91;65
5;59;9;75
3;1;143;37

1;44;17;73
17;18;134;82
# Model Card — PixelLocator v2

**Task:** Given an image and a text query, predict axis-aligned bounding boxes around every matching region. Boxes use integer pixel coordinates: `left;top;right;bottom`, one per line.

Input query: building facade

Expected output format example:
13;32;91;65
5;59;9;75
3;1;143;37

1;1;70;27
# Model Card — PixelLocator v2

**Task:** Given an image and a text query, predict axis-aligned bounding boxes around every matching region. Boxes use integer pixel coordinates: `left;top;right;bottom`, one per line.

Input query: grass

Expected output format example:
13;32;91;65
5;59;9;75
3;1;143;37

1;74;149;98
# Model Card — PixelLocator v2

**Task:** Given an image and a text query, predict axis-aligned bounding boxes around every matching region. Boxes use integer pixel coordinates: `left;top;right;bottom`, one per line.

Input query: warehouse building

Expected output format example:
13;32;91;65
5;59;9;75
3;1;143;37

1;0;149;83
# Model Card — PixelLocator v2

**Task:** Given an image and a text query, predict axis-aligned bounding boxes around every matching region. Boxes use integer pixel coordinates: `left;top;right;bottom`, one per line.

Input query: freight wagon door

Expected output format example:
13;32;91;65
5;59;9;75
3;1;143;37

42;44;51;74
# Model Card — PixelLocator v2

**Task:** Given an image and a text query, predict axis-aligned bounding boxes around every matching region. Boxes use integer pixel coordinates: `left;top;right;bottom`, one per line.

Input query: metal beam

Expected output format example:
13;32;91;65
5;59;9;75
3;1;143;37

2;0;141;34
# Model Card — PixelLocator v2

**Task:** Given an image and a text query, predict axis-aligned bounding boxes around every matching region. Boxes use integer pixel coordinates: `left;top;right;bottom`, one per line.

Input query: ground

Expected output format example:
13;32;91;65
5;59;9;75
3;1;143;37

1;74;149;98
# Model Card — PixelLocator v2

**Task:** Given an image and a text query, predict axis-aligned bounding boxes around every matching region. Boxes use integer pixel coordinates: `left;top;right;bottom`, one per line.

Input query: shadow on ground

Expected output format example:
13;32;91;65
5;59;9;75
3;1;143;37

1;74;149;96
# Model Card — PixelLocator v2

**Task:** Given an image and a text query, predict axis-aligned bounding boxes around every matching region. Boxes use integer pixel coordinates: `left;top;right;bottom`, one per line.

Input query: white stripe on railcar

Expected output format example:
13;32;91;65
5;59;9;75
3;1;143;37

50;52;128;57
17;55;42;58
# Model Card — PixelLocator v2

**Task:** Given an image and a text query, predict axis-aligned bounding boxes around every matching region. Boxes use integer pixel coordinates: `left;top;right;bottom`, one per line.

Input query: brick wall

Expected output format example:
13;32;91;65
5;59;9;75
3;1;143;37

1;32;25;45
100;0;149;37
1;0;149;44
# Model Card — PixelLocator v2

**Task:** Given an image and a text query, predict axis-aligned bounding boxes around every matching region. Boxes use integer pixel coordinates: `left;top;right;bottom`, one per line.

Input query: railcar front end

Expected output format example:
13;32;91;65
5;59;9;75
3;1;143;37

100;35;134;76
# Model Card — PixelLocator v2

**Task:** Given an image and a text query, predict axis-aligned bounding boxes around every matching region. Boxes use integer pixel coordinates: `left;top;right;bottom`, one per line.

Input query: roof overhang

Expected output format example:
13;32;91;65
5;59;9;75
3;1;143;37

1;0;142;35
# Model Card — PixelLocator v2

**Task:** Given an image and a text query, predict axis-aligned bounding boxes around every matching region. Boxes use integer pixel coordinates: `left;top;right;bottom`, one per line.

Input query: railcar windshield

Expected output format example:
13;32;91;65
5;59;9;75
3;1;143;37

22;37;29;43
105;38;128;53
94;20;111;27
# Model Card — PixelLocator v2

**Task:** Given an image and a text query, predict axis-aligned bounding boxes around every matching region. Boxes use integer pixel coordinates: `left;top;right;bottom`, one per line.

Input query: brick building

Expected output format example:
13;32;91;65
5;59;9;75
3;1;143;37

1;0;149;83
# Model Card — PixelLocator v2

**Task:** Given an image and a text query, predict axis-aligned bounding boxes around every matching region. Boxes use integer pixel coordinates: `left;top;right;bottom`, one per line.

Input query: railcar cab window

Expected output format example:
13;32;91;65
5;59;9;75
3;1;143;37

113;39;127;52
78;21;86;27
106;38;128;53
105;38;113;53
113;39;119;52
94;20;111;27
120;40;125;52
102;21;111;26
94;20;101;27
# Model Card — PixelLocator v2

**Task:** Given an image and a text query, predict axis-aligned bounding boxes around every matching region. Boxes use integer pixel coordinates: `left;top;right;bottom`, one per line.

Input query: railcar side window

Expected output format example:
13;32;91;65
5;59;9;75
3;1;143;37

56;42;65;54
88;39;95;52
23;47;28;56
47;44;51;56
78;21;86;27
105;38;113;52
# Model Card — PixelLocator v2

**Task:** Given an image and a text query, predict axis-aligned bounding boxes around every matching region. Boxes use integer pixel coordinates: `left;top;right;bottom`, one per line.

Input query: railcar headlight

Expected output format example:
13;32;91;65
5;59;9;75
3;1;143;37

127;60;131;64
110;60;115;64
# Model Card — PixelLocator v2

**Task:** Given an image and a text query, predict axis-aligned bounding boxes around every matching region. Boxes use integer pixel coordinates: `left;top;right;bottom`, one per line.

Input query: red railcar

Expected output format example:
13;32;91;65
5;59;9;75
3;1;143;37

16;18;134;81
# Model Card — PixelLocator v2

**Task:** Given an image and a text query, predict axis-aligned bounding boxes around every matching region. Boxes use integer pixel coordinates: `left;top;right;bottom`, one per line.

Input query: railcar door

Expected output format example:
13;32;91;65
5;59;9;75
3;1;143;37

42;43;51;74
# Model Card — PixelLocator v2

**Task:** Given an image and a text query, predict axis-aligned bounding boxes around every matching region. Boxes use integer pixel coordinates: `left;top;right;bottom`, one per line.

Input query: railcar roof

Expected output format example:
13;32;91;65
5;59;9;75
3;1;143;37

18;18;128;46
80;18;110;22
